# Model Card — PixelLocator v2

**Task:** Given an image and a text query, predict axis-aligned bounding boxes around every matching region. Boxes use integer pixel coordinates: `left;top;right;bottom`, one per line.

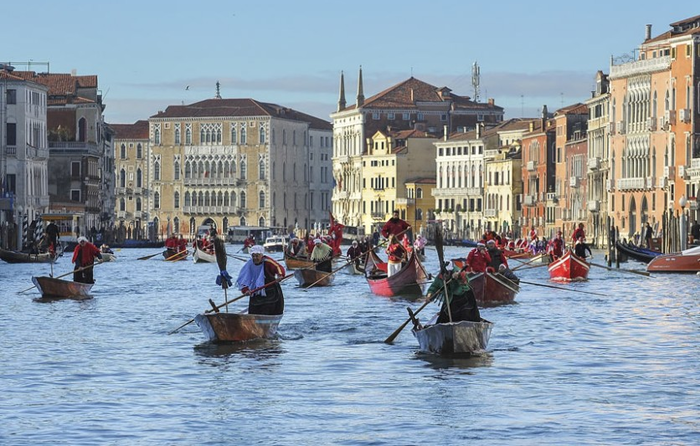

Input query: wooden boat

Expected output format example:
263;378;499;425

192;245;216;263
31;276;93;299
195;312;283;343
294;268;334;287
0;248;57;264
345;258;365;275
615;241;661;264
412;313;493;357
548;249;590;281
263;235;287;253
467;271;519;306
163;248;188;261
646;245;700;273
284;252;314;270
365;252;429;297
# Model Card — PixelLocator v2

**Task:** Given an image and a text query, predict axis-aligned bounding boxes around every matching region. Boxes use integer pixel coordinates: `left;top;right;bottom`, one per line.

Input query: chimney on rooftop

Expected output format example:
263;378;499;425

71;69;77;76
488;98;494;106
645;24;652;40
443;125;448;141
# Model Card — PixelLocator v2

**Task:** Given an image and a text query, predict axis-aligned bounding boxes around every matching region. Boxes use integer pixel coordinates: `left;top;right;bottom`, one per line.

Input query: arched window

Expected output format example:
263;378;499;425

154;192;160;209
175;128;181;145
223;160;230;178
136;168;142;188
205;191;211;206
174;191;180;209
120;144;126;159
417;187;423;199
241;126;247;144
224;191;230;206
136;143;142;159
217;191;223;206
185;162;191;179
174;161;180;180
185;192;191;207
231;191;237;207
154;161;160;180
258;217;265;227
259;191;265;208
259;158;265;180
218;161;223;178
174;217;180;234
120;169;126;187
119;198;125;211
259;126;266;144
240;191;247;208
185;127;192;144
231;125;237;144
240;216;246;226
136;197;142;211
154;127;160;145
191;191;198;206
240;160;247;179
78;118;87;142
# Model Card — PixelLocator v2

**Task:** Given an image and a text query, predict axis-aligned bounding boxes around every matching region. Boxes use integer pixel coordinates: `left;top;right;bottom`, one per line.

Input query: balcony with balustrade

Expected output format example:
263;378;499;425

617;177;646;191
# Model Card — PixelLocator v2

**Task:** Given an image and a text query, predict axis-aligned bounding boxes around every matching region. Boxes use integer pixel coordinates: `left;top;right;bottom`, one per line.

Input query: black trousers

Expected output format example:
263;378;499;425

437;289;480;323
74;265;94;284
248;282;284;315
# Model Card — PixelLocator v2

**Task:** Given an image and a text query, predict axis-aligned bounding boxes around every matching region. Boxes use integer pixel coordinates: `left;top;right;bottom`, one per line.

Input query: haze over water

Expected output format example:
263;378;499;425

1;245;699;445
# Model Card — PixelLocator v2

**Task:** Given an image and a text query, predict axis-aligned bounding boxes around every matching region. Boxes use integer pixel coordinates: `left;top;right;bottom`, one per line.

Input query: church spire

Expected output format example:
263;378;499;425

356;65;364;108
215;81;221;99
337;71;346;112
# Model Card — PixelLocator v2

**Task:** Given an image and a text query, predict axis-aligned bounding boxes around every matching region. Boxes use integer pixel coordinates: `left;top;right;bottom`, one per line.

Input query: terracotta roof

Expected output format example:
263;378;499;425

151;98;331;130
406;177;436;184
0;70;25;81
388;129;432;139
12;71;98;96
645;15;700;43
110;120;150;139
555;103;588;115
358;76;503;112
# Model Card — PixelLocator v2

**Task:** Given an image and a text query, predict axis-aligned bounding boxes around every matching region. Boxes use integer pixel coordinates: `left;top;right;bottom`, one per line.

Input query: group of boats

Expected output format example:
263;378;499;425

12;231;700;359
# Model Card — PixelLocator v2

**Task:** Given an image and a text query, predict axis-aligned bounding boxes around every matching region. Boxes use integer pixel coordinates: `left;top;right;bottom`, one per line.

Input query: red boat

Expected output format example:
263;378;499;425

365;250;388;273
467;272;520;306
365;252;429;297
548;249;590;281
646;245;700;273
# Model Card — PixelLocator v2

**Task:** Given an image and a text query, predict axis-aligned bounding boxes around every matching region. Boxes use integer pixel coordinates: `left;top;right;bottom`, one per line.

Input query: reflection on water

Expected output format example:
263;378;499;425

193;339;285;359
414;351;495;370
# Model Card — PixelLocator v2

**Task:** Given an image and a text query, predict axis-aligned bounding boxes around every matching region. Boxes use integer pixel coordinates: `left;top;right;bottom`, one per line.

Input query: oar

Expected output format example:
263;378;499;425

519;279;607;296
213;235;230;311
17;263;99;294
511;253;545;271
384;298;433;344
589;261;651;277
137;251;165;260
167;273;295;335
434;226;453;322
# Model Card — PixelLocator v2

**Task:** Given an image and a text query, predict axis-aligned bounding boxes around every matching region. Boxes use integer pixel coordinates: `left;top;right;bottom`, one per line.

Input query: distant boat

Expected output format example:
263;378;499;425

0;248;58;264
615;241;662;264
163;248;188;261
263;235;287;253
294;268;334;287
195;312;283;343
646;245;700;273
548;250;590;281
284;252;314;270
192;245;216;263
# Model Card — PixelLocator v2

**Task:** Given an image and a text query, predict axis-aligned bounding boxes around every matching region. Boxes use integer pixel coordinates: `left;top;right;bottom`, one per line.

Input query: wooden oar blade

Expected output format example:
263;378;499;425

137;251;163;260
213;236;227;271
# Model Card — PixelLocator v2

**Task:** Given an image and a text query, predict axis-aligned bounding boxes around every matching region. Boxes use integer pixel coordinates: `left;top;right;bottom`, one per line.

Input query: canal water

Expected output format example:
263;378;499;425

1;245;699;445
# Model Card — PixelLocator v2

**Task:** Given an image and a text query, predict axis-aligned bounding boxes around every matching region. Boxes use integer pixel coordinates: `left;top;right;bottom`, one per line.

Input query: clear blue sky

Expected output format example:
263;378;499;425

4;1;698;124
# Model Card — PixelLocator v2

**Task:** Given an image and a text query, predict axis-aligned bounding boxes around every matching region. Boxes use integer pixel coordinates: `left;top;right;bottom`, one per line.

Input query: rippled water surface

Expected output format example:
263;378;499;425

1;245;699;445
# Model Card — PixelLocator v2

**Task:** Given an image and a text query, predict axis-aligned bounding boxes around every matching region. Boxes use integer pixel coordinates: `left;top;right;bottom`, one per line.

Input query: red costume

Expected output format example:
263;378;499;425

386;242;407;263
465;248;492;273
572;227;586;242
381;217;410;240
72;241;101;267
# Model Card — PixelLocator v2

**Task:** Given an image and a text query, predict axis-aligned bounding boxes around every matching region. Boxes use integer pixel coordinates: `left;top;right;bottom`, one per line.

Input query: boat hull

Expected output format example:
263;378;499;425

195;312;283;343
646;252;700;273
284;253;314;270
468;272;519;306
192;246;216;263
163;248;188;261
365;253;428;297
413;319;493;356
100;252;117;262
548;251;589;281
294;268;334;287
31;276;93;299
615;241;660;263
1;248;57;264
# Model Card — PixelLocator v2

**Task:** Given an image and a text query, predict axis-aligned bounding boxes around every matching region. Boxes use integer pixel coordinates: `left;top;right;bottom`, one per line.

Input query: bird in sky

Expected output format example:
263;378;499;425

186;85;190;90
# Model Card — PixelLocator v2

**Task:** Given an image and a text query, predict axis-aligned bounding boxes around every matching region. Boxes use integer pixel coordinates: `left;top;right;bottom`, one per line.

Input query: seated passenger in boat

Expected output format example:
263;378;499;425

463;242;491;273
346;240;363;268
497;263;520;284
286;238;305;258
426;266;481;324
100;244;114;254
310;238;333;272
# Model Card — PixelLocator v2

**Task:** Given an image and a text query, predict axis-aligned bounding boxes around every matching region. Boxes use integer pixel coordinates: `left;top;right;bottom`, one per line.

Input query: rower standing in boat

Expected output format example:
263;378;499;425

425;265;481;323
310;238;333;272
571;223;586;245
236;245;285;315
381;210;411;242
346;240;363;268
386;235;408;277
72;236;102;284
574;236;593;260
485;239;507;272
45;221;60;256
462;242;491;273
548;231;564;262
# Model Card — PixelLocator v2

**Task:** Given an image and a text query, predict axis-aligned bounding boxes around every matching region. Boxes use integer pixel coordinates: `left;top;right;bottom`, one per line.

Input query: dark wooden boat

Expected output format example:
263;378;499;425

365;252;429;297
195;312;283;343
109;240;164;249
0;248;57;264
284;252;314;270
615;241;661;263
646;246;700;273
466;271;519;306
548;249;589;281
163;248;188;261
412;313;493;356
294;268;334;287
31;276;93;299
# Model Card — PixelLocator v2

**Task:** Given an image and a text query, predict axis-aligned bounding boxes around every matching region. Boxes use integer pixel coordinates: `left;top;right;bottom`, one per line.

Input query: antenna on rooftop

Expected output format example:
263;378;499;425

471;61;480;103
